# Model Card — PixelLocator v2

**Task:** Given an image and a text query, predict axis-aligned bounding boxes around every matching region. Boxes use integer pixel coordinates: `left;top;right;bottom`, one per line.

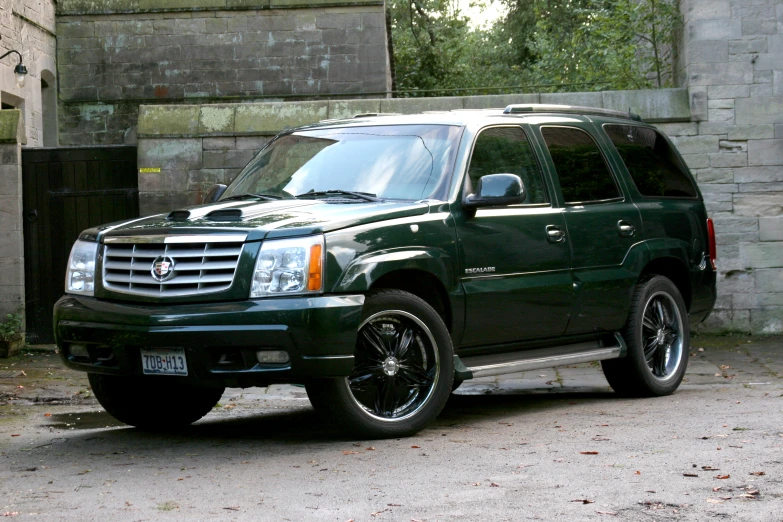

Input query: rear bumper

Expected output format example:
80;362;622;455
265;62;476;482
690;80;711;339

54;294;365;387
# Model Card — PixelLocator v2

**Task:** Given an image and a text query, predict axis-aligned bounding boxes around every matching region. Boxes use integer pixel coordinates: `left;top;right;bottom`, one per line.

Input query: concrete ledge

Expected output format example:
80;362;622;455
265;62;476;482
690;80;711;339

0;111;24;145
137;89;692;138
58;0;383;15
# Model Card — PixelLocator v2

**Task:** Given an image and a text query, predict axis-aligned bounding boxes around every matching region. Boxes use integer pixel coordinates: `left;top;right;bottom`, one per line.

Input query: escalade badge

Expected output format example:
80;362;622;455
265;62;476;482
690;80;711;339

465;267;496;274
151;256;176;282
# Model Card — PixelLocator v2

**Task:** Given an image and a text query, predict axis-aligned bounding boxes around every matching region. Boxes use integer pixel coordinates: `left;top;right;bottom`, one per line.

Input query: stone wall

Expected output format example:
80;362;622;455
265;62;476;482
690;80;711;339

0;0;57;147
673;0;783;333
135;88;690;213
55;0;391;146
0;110;25;324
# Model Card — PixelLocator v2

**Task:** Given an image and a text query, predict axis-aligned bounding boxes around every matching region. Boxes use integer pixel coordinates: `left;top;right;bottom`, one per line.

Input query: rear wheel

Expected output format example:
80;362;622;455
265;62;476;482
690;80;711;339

88;373;224;430
306;289;454;439
601;276;689;397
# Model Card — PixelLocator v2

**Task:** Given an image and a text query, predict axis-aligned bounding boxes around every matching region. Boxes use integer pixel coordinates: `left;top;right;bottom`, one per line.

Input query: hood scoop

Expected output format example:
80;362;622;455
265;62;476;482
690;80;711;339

205;208;243;221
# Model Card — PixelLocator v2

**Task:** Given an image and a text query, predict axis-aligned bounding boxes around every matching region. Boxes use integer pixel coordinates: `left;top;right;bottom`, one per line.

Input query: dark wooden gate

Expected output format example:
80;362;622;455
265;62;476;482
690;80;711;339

22;146;139;343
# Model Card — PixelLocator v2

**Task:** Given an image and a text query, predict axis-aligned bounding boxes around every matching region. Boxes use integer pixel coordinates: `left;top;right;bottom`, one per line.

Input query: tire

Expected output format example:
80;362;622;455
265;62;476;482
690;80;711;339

601;275;690;397
306;289;454;439
88;373;224;430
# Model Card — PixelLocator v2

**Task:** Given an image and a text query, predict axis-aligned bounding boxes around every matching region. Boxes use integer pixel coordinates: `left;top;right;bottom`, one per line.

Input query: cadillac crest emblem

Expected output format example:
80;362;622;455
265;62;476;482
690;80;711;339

151;256;176;282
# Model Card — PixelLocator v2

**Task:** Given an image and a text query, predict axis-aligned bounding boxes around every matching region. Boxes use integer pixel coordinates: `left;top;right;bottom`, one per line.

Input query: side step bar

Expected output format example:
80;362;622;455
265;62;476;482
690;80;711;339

458;333;626;379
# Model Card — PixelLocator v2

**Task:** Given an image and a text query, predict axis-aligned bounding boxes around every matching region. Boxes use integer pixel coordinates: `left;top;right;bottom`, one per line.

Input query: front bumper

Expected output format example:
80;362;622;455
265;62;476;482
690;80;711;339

54;294;365;387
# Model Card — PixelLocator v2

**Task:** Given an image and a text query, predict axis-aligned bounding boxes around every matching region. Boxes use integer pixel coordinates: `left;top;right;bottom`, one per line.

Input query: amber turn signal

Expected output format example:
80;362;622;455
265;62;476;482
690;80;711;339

308;243;323;291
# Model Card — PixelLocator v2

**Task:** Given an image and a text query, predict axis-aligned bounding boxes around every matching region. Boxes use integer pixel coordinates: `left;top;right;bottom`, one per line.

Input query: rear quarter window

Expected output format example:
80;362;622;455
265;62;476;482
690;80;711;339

603;124;698;199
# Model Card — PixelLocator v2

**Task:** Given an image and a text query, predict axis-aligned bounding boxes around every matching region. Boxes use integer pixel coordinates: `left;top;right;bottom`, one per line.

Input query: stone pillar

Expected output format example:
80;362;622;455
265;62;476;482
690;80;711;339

0;110;25;329
676;0;783;333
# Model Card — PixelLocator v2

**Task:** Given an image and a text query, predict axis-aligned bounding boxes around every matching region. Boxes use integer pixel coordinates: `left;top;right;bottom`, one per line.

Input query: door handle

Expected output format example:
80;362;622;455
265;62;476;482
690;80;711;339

618;220;636;238
546;225;566;243
27;209;38;222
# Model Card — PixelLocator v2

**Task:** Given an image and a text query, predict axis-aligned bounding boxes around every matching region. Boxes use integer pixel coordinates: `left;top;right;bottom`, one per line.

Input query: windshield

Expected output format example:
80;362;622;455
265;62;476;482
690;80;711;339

220;125;463;201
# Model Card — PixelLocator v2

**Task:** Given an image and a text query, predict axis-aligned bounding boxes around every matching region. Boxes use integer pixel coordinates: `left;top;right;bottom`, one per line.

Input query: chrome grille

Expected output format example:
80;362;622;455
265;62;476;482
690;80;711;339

102;236;245;297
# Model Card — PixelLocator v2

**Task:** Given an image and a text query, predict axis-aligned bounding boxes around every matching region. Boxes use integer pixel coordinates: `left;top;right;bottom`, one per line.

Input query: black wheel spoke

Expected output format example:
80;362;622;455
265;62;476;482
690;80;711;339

655;299;666;328
394;327;415;360
374;376;398;418
643;337;659;361
398;364;433;387
653;346;668;377
349;363;384;388
361;325;389;359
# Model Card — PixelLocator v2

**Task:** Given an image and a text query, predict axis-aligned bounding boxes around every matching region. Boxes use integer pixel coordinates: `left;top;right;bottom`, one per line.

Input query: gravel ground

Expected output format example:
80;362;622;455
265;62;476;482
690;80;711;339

0;334;781;521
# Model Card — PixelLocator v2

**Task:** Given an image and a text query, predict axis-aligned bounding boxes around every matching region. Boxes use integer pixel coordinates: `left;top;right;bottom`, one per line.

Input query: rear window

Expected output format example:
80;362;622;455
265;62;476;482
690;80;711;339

603;124;698;198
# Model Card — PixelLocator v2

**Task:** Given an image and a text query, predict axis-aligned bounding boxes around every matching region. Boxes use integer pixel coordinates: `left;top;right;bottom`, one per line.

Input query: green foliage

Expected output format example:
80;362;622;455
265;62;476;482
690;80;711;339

389;0;681;95
0;313;22;342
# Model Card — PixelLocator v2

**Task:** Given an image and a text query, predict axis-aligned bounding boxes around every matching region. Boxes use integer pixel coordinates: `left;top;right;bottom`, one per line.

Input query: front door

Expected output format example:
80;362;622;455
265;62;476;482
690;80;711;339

537;125;642;335
455;126;572;347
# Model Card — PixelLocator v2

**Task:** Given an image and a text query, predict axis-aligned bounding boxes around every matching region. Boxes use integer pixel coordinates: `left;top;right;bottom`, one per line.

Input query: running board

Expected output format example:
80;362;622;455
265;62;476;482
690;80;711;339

459;333;625;379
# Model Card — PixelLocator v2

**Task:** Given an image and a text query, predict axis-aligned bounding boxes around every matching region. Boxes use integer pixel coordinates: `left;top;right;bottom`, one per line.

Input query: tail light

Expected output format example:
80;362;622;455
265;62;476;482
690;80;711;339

706;218;717;271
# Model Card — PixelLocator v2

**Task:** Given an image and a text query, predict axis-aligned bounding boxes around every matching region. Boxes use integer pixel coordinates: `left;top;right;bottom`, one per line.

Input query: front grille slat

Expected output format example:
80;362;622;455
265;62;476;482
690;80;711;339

102;239;243;297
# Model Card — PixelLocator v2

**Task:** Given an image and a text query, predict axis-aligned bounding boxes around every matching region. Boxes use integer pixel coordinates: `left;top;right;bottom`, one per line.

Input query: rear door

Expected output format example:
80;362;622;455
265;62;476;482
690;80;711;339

454;125;572;347
536;124;642;335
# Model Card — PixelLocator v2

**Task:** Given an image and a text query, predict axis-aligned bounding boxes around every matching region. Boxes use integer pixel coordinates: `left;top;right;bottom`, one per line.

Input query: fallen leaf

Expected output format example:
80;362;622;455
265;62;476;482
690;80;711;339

10;434;20;437
720;365;731;370
683;473;699;477
580;451;599;455
370;509;389;516
1;513;20;517
223;507;240;511
749;471;765;476
712;487;722;492
342;451;358;455
706;498;725;504
715;474;730;480
490;482;500;487
411;445;420;449
43;413;51;417
596;511;617;516
387;503;402;507
701;466;720;471
698;347;704;352
366;447;376;451
472;482;481;486
571;499;594;504
634;470;641;475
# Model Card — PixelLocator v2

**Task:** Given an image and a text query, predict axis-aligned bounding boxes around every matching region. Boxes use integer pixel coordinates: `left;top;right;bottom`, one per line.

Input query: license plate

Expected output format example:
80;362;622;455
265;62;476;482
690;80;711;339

141;348;188;376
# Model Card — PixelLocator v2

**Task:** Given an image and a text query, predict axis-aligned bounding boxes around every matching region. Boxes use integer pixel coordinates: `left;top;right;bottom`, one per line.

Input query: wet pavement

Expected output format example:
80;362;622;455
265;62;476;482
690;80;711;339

1;335;782;521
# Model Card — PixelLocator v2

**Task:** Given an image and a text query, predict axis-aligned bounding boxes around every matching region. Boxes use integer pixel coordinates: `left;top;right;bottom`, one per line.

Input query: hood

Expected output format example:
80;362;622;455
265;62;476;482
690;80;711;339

95;199;432;242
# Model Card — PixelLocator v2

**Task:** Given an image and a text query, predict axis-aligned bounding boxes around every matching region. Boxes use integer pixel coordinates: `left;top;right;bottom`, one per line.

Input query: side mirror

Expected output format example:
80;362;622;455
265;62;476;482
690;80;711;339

203;184;227;204
463;173;526;209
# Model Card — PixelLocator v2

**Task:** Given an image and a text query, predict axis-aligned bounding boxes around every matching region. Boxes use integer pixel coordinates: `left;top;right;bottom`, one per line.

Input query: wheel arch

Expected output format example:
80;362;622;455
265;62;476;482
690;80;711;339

640;256;692;311
369;269;453;332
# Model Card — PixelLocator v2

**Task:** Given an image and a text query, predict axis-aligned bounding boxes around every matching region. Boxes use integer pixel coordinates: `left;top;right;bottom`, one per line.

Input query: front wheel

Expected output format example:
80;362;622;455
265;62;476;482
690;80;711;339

601;275;690;397
88;373;224;430
306;289;454;439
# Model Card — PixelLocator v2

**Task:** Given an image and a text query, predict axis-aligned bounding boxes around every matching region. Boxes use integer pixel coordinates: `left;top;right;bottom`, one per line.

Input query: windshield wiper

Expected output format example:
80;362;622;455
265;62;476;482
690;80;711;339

296;190;380;202
221;193;284;202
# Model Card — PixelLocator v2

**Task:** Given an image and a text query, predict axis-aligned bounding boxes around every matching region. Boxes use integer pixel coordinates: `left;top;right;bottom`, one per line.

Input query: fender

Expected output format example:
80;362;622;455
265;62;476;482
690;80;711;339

334;247;457;293
644;237;697;270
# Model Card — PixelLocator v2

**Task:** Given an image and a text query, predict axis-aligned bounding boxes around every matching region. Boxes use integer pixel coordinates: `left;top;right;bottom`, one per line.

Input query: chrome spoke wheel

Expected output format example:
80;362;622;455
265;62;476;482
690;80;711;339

640;291;684;381
347;310;439;422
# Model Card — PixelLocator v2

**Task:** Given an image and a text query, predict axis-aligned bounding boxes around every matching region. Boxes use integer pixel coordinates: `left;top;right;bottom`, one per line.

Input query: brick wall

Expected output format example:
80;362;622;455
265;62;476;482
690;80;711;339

55;0;391;146
0;0;57;147
674;0;783;333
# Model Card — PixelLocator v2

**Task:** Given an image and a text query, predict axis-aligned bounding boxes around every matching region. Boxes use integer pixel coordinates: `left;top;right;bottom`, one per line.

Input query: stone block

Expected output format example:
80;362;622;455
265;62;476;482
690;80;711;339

733;193;783;216
739;183;783;193
687;19;741;41
202;149;255;169
235;136;270;150
708;85;749;99
728;125;775;140
669;134;719;154
748;139;783;166
539;92;603;108
736;97;783;125
139;192;198;218
689;86;708;121
729;38;767;55
0;111;24;145
742;18;777;36
741;242;783;268
755;268;783;292
698;121;729;136
0;165;20;195
138;105;200;137
234;101;329;134
750;308;783;334
708;108;734;122
734;166;783;183
138;139;202;172
328;99;382;120
199;105;235;134
688;40;728;63
463;93;541;110
700;183;738;194
0;258;23;286
709;152;747;168
708;98;734;109
683;0;730;21
695;167;734;183
380;97;465;114
654;122;698;136
602;88;690;122
712;216;758;234
760;217;783;241
0;195;21;231
203;137;236;150
688;62;753;86
57;21;95;39
0;231;23;259
681;153;710;169
750;84;774;97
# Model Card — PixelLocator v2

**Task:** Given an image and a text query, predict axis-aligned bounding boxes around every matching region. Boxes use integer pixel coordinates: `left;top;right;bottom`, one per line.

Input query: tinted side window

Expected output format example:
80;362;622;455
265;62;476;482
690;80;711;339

468;127;548;204
604;124;698;198
541;126;621;204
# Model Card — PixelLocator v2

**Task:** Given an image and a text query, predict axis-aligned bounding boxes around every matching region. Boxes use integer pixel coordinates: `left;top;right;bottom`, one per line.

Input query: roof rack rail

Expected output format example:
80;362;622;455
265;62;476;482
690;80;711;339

503;104;642;122
352;112;402;118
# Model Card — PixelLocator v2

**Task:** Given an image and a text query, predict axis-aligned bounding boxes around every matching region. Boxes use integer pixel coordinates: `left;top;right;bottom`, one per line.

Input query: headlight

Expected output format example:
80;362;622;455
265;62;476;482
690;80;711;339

65;240;98;296
251;235;324;297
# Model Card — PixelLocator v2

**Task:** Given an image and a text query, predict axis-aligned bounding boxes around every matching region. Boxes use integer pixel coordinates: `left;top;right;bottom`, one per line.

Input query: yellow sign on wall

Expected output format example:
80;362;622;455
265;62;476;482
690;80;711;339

139;167;161;173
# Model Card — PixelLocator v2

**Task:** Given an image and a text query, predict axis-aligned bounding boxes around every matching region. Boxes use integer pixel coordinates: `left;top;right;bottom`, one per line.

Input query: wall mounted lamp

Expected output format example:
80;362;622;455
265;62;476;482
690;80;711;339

0;50;28;88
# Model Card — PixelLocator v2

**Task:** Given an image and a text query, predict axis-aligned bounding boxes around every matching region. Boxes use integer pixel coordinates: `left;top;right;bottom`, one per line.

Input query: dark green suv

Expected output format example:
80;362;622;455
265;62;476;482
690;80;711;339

54;105;717;438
